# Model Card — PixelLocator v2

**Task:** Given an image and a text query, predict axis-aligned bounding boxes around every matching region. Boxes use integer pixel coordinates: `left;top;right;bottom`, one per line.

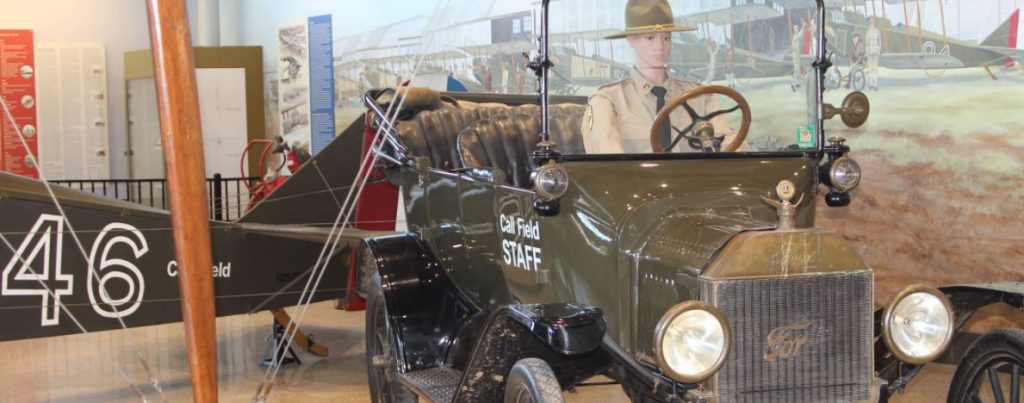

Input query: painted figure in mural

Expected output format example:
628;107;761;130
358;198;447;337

472;58;485;87
865;17;881;91
484;62;493;93
500;53;510;94
803;15;816;55
363;66;377;90
705;38;719;84
724;38;736;88
850;33;865;68
791;24;805;91
581;0;741;154
845;32;866;90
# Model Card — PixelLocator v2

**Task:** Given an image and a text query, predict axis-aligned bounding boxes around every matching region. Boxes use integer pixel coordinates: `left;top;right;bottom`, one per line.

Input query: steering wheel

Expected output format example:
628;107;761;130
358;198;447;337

649;85;751;152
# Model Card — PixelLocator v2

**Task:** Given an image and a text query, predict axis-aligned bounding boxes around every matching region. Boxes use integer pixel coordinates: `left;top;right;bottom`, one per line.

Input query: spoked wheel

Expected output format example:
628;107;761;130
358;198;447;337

947;328;1024;403
851;69;867;91
503;358;565;403
366;272;417;403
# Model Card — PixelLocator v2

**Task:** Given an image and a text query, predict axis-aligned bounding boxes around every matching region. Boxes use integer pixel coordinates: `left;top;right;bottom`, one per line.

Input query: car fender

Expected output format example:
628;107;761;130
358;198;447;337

360;233;479;371
941;282;1024;320
875;282;1023;390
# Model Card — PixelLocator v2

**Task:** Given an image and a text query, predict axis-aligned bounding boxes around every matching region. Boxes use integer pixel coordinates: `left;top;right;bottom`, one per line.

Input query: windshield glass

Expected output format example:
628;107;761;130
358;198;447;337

548;0;826;154
340;1;836;156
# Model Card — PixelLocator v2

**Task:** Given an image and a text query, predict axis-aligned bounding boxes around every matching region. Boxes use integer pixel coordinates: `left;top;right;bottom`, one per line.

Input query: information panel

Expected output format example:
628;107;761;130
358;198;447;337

307;15;335;155
0;30;38;178
35;44;109;179
278;15;334;160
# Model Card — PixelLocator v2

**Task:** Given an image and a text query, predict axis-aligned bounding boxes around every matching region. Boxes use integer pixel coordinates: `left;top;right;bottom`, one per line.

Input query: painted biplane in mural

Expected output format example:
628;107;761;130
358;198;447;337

774;0;1021;75
686;0;1021;83
823;8;1019;74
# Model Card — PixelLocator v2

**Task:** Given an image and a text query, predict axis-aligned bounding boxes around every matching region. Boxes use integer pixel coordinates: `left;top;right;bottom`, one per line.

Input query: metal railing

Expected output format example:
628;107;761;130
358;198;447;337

49;174;258;221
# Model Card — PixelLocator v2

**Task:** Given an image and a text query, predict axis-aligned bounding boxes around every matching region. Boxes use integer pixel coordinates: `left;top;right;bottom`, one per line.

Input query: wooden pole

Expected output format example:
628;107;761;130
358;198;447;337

144;0;218;402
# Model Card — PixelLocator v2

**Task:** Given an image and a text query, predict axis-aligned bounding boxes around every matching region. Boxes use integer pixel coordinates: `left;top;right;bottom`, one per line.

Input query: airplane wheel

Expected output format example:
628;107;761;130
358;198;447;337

504;358;565;403
852;69;866;91
947;329;1024;403
366;272;418;403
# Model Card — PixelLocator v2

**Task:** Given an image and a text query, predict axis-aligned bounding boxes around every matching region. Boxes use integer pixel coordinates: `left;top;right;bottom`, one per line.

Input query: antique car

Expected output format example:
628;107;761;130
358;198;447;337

354;1;1024;402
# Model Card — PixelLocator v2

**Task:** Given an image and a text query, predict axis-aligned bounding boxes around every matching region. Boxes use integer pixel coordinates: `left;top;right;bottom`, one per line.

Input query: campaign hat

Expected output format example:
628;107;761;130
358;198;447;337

605;0;696;39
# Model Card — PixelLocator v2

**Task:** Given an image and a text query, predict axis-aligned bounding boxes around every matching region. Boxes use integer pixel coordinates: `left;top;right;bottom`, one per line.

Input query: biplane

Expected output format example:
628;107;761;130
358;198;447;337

0;124;374;342
0;0;397;400
677;0;1021;84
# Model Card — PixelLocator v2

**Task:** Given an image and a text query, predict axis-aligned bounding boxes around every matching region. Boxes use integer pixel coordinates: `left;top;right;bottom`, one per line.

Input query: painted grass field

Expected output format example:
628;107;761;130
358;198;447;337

802;67;1024;329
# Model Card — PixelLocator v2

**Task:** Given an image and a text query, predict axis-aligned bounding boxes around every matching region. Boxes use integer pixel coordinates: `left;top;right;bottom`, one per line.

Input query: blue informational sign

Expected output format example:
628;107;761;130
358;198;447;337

307;15;335;155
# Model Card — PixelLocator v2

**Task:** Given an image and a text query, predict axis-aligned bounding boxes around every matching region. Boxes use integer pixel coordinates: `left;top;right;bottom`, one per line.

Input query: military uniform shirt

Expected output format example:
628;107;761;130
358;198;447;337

581;68;740;154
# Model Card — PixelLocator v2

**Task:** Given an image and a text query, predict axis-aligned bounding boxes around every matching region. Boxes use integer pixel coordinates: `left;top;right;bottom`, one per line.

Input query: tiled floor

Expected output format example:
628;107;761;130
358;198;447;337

0;301;966;402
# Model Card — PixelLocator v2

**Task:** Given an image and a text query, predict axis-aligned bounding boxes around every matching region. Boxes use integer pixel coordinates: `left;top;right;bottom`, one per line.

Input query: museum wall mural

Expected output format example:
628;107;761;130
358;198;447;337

243;0;1022;321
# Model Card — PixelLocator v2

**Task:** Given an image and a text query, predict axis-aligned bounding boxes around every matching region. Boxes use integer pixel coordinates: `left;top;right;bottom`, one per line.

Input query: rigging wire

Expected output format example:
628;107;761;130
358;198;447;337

0;94;167;402
250;75;412;403
0;218;404;238
251;2;453;400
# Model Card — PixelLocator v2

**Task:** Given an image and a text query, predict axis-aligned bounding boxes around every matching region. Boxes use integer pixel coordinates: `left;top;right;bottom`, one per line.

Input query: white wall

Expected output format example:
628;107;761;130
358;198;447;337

0;0;199;179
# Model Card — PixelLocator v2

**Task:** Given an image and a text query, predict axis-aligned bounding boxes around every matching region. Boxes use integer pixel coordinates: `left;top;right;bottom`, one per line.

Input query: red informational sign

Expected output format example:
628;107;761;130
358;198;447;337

0;30;38;178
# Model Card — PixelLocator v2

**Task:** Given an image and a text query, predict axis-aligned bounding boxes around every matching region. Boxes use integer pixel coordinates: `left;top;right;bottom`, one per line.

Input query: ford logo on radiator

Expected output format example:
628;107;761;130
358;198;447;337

763;321;813;362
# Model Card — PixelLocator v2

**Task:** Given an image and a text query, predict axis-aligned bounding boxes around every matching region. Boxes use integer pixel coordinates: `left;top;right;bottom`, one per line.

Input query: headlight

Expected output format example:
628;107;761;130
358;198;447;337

532;162;569;200
653;301;731;383
882;285;955;364
828;156;861;192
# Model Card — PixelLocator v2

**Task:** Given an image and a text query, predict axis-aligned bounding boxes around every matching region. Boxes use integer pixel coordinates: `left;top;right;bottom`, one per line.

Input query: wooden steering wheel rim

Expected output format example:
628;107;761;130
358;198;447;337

649;85;752;152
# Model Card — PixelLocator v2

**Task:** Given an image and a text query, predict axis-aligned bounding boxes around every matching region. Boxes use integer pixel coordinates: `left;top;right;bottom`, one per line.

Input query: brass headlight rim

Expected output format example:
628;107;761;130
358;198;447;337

652;300;732;384
532;162;569;201
881;284;955;365
828;156;862;192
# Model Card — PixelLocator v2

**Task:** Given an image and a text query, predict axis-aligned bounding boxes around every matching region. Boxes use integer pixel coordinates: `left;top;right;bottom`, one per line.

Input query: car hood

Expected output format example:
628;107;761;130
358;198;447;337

553;156;818;350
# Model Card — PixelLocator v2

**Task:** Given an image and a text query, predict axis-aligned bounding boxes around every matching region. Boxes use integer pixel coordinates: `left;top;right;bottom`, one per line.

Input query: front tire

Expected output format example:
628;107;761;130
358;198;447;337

366;272;417;403
504;358;565;403
947;328;1024;403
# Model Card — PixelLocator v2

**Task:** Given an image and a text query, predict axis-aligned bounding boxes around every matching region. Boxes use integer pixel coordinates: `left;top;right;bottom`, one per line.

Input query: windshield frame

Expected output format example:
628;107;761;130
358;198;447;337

559;150;820;163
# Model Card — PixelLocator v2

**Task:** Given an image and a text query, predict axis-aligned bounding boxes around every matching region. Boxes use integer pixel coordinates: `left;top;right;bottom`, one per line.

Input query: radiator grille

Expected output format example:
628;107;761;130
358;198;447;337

704;272;873;403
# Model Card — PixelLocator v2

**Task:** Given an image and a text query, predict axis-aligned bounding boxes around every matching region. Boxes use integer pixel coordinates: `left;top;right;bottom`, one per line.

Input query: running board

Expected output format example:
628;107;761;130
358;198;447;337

398;367;463;402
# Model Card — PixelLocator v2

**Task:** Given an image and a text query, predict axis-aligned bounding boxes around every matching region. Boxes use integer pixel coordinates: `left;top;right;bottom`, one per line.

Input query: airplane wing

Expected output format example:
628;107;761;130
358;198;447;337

686;57;793;79
677;4;781;25
878;53;965;69
772;0;868;8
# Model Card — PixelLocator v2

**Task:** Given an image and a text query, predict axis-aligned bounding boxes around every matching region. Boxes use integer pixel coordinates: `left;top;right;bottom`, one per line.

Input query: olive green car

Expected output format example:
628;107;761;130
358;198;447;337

355;4;1024;403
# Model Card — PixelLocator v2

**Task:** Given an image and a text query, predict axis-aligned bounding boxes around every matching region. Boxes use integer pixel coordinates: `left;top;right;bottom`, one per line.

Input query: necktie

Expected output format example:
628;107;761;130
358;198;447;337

651;86;672;151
